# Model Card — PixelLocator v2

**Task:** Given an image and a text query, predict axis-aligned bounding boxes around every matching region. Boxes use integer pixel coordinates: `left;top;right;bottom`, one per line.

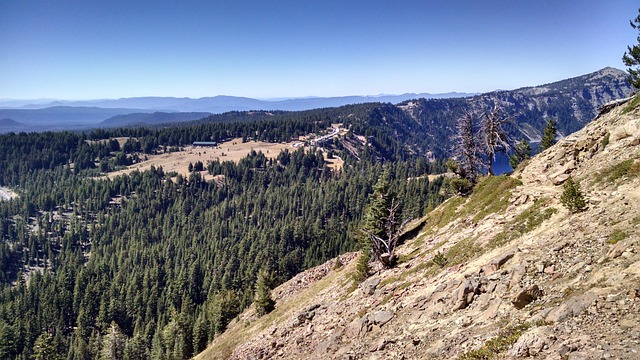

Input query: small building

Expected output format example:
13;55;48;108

193;141;217;147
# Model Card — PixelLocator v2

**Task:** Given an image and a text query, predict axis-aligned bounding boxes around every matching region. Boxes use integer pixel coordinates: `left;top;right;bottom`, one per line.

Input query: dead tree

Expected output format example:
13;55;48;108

480;101;511;175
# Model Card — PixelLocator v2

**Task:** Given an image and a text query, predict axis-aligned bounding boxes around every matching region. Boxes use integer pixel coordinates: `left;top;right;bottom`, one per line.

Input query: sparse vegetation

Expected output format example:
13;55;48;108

622;93;640;114
458;322;533;360
444;238;482;267
470;175;522;222
608;229;629;244
489;198;557;249
593;158;640;185
432;251;448;268
600;131;610;149
560;178;587;213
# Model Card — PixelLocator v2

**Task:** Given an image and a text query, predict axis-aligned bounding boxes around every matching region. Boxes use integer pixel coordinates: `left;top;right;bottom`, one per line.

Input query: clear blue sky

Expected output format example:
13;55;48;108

1;0;638;100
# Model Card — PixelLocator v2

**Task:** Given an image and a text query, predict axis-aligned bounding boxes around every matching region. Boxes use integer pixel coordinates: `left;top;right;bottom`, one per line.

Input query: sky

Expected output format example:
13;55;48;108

1;0;638;100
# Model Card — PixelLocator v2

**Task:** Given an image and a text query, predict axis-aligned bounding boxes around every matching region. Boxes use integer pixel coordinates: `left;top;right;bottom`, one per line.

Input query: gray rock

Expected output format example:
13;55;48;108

452;276;482;311
510;326;551;357
372;310;394;326
361;277;381;296
546;291;597;323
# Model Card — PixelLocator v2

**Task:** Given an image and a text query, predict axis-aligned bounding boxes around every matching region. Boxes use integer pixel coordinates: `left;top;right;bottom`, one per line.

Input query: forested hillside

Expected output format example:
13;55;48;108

0;113;444;359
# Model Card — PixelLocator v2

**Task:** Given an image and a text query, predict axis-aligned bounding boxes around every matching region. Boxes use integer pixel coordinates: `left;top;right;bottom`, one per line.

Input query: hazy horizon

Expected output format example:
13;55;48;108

1;1;637;100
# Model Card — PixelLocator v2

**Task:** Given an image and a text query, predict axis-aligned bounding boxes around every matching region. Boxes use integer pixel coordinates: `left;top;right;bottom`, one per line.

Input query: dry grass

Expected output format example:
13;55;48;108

104;136;343;179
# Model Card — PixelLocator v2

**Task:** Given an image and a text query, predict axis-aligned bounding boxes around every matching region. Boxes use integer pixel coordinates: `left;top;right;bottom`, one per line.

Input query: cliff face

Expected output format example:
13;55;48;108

196;97;640;360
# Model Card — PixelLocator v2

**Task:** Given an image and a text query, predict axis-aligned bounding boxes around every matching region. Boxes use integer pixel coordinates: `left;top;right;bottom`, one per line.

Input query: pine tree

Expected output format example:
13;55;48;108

100;322;126;360
623;7;640;88
33;332;61;360
560;178;586;213
454;110;482;183
509;139;532;169
254;269;275;316
360;174;407;267
539;119;557;152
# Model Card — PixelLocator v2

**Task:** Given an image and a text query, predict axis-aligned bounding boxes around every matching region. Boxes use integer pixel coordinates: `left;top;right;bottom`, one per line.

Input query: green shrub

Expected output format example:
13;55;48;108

352;251;370;284
446;177;474;196
560;178;586;213
333;256;343;270
608;229;629;244
600;132;610;149
432;251;448;268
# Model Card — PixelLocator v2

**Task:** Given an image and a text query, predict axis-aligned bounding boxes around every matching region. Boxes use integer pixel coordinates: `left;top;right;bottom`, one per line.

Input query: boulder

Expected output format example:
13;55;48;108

452;276;480;311
361;277;381;296
551;173;570;186
511;284;542;309
484;250;516;274
510;326;552;357
607;240;629;259
371;310;394;326
346;316;369;337
546;291;597;323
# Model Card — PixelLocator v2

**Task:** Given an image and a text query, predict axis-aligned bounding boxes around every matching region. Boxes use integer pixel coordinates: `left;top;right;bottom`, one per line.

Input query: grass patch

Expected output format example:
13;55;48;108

421;175;522;234
445;238;483;266
488;198;557;249
469;176;523;223
458;322;533;360
608;229;629;244
378;274;401;289
423;196;466;231
593;159;640;185
622;93;640;114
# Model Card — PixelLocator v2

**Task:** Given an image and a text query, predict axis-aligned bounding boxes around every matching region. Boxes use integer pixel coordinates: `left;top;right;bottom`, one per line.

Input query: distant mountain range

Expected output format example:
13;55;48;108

0;92;475;133
0;92;475;112
0;68;632;134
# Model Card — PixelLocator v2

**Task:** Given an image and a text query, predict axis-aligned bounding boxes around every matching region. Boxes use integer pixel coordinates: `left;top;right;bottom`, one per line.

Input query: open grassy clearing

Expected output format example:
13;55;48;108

104;137;344;179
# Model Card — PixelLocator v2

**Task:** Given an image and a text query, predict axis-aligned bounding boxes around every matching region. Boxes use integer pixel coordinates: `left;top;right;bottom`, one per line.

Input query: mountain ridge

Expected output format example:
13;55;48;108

0;68;630;137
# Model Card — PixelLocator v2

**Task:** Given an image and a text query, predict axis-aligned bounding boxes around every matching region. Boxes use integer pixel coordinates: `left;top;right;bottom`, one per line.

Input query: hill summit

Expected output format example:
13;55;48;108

196;96;640;359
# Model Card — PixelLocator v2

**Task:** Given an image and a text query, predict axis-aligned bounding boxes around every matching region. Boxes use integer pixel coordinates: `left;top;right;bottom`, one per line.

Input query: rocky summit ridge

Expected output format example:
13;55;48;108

196;97;640;359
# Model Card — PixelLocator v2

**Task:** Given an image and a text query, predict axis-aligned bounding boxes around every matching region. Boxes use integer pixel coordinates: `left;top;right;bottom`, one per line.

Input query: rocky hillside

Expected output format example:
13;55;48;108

364;68;632;158
195;96;640;359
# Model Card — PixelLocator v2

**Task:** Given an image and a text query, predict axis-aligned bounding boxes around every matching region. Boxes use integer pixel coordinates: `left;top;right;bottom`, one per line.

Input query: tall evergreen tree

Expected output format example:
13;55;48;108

509;139;532;169
539;119;557;152
623;7;640;88
454;110;482;182
253;269;275;316
360;174;407;267
100;322;126;360
33;332;62;360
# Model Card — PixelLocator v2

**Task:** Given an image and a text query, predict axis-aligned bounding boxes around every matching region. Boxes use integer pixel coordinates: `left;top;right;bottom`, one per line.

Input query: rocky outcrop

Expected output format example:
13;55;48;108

197;96;640;360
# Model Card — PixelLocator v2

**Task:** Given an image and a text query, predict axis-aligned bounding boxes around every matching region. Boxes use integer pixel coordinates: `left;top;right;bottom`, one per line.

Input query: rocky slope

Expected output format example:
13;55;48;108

195;96;640;359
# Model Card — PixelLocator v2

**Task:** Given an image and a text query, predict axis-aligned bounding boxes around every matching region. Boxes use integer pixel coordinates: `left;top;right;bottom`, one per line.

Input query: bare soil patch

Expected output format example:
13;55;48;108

0;187;18;201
